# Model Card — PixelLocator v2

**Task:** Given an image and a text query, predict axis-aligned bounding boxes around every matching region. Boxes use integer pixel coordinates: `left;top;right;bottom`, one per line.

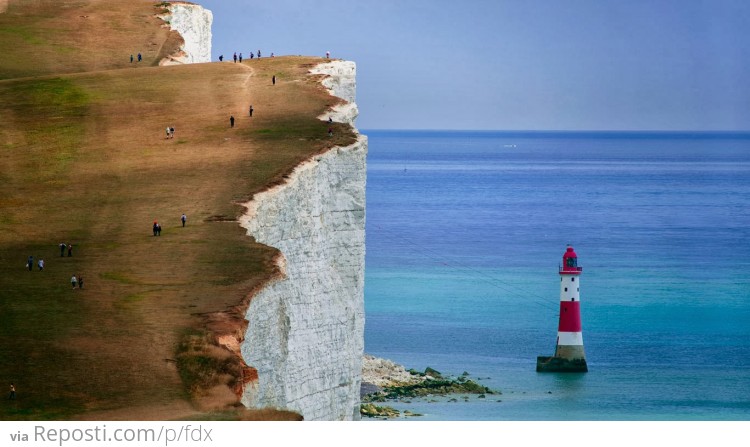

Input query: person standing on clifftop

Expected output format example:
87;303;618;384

71;275;77;290
239;52;243;63
181;213;187;227
130;54;134;63
27;255;33;271
219;55;223;62
8;384;15;400
67;244;73;257
230;115;235;128
137;52;142;62
38;259;44;271
272;75;276;85
249;105;253;117
60;242;66;257
233;52;237;63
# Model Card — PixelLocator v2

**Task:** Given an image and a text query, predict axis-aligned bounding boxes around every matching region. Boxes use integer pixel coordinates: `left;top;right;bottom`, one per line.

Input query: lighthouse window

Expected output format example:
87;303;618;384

566;257;577;268
571;298;575;301
571;277;575;282
565;287;568;292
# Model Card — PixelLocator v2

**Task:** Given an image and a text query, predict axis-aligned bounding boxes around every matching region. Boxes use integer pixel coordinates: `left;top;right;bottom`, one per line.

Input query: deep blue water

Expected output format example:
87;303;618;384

362;130;750;420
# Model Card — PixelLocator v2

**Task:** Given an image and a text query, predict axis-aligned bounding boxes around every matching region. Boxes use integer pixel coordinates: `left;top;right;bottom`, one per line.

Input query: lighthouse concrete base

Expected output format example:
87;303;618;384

536;356;588;373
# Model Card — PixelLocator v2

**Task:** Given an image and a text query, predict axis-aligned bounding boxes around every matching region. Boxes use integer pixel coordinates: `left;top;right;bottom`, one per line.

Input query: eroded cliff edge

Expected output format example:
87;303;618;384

238;60;366;421
158;1;212;65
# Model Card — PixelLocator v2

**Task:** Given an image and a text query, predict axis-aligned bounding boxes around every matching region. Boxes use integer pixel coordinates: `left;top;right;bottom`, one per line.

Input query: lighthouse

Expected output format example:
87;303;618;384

536;246;588;372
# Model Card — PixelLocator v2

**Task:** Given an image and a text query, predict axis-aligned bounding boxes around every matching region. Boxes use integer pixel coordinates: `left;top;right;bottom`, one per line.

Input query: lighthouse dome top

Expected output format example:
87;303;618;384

560;246;583;274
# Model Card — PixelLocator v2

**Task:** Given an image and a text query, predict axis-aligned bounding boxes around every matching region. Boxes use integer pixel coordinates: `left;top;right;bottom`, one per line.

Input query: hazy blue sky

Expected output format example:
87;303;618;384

197;0;750;131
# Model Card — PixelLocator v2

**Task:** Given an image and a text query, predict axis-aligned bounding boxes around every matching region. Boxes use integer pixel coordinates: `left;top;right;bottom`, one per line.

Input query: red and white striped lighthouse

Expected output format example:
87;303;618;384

537;246;588;372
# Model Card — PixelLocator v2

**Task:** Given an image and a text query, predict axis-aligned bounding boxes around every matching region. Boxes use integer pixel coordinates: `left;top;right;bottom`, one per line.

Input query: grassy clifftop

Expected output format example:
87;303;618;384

0;0;355;420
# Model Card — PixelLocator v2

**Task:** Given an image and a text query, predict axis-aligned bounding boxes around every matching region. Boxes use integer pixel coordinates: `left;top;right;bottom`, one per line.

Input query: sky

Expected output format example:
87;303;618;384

196;0;750;131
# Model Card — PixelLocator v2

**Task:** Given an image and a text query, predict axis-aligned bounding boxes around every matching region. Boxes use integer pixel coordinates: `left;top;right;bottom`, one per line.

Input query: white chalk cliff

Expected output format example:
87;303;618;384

238;61;366;420
158;2;212;65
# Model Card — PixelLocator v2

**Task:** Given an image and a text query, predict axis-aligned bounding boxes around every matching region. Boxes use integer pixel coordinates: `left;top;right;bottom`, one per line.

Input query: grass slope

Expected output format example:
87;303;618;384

0;1;355;420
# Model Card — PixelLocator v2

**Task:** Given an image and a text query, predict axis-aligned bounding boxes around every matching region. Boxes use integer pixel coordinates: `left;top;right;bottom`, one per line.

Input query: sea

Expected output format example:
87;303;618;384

362;130;750;421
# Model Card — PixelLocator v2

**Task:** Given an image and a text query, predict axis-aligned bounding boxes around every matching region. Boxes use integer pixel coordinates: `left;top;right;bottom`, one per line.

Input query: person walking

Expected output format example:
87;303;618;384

153;221;159;236
78;276;84;289
8;384;15;400
239;52;243;63
67;244;73;257
233;52;237;63
166;126;171;139
272;75;276;85
249;105;253;117
257;50;261;58
71;274;78;290
230;115;235;128
27;255;33;271
156;223;162;236
137;52;142;62
60;242;66;257
181;214;187;227
219;55;223;62
38;259;44;271
130;54;134;63
170;126;175;139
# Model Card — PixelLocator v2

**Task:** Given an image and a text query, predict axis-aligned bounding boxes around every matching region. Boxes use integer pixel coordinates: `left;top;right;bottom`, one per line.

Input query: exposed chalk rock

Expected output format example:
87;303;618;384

158;2;212;65
238;60;366;421
310;61;359;126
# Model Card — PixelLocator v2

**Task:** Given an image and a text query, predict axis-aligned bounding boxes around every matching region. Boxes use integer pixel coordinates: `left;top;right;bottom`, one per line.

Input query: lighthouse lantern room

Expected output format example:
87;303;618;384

536;246;588;373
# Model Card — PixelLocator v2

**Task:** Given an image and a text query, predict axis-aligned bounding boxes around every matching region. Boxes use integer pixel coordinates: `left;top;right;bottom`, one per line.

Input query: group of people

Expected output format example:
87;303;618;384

59;242;73;257
70;274;84;290
26;255;44;271
23;243;82;292
153;214;187;236
130;53;143;63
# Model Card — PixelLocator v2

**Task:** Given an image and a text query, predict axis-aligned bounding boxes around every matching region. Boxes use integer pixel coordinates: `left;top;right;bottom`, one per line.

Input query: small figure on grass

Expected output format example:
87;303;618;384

27;256;33;271
230;115;235;128
38;259;44;271
181;213;187;227
67;244;73;257
8;384;15;400
60;242;66;257
71;275;78;290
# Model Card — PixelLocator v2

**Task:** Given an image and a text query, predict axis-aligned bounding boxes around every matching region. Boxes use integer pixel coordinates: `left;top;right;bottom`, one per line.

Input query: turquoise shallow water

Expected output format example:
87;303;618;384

363;130;750;420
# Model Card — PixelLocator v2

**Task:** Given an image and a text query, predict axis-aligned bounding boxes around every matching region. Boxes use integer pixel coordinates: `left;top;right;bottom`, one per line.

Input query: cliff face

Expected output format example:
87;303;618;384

159;2;212;65
238;61;366;421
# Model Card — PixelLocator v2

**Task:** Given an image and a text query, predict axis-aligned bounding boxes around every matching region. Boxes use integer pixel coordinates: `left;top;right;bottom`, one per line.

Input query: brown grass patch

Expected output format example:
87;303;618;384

0;7;354;418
